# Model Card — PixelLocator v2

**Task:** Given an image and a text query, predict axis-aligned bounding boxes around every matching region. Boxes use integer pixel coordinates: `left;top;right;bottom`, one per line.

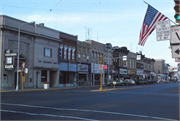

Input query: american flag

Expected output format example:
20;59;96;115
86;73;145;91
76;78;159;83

138;5;168;46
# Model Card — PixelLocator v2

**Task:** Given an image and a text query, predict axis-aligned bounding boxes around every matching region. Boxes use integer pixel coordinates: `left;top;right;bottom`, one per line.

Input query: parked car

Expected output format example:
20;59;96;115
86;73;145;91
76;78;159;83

122;79;135;86
128;79;136;85
115;80;124;86
136;79;148;85
106;80;123;86
106;80;113;86
147;79;155;84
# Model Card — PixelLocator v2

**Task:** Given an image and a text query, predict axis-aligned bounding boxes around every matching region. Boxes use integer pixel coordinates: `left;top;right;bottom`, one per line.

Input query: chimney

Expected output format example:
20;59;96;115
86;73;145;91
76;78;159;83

39;23;44;26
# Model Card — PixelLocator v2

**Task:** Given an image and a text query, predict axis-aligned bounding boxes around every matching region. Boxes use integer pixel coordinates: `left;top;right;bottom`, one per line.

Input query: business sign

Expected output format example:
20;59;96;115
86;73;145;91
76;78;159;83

175;58;180;62
4;49;16;70
171;26;180;44
77;64;88;72
5;65;13;69
136;69;144;76
128;69;136;75
103;65;108;70
156;20;171;41
119;68;127;74
5;53;17;56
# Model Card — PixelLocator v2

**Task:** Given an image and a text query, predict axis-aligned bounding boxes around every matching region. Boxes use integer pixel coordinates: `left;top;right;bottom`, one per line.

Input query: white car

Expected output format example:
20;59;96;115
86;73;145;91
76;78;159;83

128;79;136;85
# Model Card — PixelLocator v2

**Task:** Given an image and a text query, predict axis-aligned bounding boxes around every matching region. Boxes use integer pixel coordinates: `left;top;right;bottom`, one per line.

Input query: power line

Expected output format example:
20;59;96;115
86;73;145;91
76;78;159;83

1;5;122;14
35;1;62;21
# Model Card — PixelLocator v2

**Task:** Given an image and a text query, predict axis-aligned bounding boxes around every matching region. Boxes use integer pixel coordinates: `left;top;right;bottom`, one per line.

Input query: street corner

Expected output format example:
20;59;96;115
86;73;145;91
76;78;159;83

90;88;118;92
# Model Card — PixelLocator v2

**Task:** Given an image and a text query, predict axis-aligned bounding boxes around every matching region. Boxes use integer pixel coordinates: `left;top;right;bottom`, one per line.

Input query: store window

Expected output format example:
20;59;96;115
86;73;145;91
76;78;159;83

41;70;47;82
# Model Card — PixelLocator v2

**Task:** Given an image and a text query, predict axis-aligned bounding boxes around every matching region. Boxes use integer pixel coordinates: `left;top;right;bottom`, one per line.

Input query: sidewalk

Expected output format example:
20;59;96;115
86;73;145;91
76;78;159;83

0;85;101;93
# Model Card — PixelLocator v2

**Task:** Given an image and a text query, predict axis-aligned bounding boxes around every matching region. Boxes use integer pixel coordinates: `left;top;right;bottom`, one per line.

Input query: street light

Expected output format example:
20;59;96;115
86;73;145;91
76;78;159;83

16;21;35;91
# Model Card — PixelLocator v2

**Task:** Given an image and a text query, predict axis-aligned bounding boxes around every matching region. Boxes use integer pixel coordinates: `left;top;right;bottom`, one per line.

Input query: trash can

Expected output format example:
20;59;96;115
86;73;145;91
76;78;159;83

44;81;49;89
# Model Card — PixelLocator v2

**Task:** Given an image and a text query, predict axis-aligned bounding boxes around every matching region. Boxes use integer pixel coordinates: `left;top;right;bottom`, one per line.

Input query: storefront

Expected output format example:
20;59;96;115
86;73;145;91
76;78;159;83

77;64;91;86
119;68;130;79
91;63;105;85
144;70;150;79
136;69;144;80
127;69;136;79
59;62;77;87
150;72;156;80
113;69;120;81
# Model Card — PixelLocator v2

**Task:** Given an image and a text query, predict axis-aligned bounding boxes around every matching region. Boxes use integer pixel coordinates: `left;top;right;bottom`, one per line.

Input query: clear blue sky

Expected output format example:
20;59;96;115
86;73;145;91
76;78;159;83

0;0;178;67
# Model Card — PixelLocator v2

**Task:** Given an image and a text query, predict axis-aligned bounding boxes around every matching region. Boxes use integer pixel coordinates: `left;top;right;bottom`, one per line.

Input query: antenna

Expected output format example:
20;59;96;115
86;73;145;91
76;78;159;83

85;27;92;40
97;33;98;42
85;26;87;40
91;28;92;40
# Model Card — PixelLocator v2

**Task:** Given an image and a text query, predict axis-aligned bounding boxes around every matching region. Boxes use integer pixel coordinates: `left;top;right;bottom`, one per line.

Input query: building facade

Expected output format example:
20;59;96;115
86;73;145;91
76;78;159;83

77;40;91;86
59;32;77;87
154;59;168;81
0;15;61;90
127;51;137;80
85;40;106;85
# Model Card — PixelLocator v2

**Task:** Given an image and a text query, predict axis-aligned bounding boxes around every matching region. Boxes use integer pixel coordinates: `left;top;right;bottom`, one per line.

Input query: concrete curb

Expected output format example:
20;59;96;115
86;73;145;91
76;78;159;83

0;85;101;93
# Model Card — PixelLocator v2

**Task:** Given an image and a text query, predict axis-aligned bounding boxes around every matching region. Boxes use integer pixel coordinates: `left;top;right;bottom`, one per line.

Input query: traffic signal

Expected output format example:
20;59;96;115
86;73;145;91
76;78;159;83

174;0;180;23
99;56;103;64
20;69;25;76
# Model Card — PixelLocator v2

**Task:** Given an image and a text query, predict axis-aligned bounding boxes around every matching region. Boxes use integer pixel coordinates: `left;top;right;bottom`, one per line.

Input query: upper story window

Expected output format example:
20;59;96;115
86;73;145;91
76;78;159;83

87;55;89;62
44;48;52;57
60;44;63;59
68;46;71;60
91;52;93;60
78;53;81;61
131;59;133;68
72;47;75;60
83;54;85;62
64;45;68;59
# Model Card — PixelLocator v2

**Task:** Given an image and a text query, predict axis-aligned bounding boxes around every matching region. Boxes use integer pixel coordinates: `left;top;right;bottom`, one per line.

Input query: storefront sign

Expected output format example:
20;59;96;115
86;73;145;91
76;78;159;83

136;69;144;76
5;53;17;56
136;70;143;76
128;69;136;75
78;64;88;72
119;68;127;74
5;65;13;69
59;63;76;72
4;49;16;70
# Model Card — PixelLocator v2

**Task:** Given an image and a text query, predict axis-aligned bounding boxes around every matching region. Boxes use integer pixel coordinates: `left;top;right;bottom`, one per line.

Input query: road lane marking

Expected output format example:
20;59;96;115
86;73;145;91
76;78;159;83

1;109;98;121
1;103;176;120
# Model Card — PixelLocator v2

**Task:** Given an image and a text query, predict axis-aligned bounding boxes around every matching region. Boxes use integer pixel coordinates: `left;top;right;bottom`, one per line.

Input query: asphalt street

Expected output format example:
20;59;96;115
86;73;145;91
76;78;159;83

1;82;179;120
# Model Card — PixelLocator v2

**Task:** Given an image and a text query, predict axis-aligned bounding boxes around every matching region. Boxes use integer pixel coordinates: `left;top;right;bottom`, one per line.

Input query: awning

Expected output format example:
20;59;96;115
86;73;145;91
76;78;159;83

120;74;130;79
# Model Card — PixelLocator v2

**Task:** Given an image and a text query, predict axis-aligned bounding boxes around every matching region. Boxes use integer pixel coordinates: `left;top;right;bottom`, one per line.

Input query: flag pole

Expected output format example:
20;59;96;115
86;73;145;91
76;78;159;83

143;1;178;25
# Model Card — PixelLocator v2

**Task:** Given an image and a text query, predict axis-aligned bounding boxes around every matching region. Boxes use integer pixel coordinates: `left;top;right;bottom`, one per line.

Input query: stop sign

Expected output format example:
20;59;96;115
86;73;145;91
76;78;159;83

103;65;108;70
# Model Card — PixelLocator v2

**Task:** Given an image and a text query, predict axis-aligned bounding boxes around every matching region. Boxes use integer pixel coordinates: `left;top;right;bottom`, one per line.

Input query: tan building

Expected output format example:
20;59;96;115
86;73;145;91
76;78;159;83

127;52;137;79
76;40;91;86
154;59;168;81
85;40;108;85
